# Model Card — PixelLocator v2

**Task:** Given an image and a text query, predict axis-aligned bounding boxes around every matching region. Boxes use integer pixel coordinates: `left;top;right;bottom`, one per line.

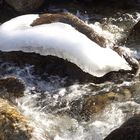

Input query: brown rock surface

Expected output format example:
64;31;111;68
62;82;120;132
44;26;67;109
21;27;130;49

0;76;25;99
0;98;32;140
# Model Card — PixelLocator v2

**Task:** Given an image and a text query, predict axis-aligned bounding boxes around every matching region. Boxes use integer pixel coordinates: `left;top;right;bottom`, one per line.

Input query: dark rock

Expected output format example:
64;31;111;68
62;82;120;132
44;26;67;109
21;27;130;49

107;0;140;7
0;51;134;84
5;0;44;12
125;20;140;50
80;0;140;8
104;115;140;140
0;76;25;99
0;0;3;4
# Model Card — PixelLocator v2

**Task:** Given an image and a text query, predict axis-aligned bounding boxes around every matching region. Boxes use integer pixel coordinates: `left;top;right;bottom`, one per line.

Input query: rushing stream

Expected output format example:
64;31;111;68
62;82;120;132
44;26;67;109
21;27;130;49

1;3;140;140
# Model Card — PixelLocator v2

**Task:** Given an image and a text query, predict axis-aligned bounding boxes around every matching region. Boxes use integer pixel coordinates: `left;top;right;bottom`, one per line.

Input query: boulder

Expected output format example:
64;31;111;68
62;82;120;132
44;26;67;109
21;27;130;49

0;76;25;99
104;115;140;140
80;0;140;7
125;20;140;50
5;0;44;12
0;51;135;84
0;98;32;140
0;0;3;4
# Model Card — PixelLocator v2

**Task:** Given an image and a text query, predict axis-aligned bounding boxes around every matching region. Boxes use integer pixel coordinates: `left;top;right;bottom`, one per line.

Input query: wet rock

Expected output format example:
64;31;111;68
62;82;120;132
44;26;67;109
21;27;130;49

0;98;32;140
104;115;140;140
125;20;140;50
80;0;140;8
113;88;132;101
0;0;3;4
79;92;117;120
31;12;108;48
0;51;134;84
107;0;140;7
0;76;25;99
5;0;44;12
68;91;120;121
128;82;140;103
68;84;133;121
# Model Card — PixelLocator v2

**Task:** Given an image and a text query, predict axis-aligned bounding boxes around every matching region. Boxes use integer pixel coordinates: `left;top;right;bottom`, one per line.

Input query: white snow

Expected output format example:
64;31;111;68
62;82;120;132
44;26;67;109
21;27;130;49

1;14;39;31
0;14;131;77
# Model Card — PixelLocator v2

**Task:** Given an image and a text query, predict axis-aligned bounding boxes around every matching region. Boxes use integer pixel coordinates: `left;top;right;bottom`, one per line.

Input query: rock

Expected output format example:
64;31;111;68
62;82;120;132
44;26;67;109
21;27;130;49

125;21;140;50
68;91;120;121
0;76;25;99
128;82;140;103
80;0;140;8
104;115;140;140
107;0;140;7
5;0;44;12
79;92;117;120
0;0;3;4
0;51;135;84
0;98;32;140
68;83;134;121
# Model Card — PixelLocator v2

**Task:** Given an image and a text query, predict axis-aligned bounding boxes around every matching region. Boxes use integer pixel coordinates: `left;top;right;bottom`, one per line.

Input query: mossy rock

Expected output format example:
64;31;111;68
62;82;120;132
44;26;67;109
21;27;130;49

0;98;32;140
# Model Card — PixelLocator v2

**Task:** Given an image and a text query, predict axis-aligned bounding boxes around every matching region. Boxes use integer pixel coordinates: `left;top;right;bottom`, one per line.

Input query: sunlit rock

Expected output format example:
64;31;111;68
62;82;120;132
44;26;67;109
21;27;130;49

68;92;118;121
68;84;133;121
5;0;44;12
79;92;118;120
0;76;25;99
0;98;32;140
104;114;140;140
0;0;2;4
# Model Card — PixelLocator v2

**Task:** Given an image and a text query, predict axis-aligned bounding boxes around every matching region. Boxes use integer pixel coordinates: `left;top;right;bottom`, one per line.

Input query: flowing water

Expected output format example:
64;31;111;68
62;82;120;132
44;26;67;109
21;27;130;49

1;3;140;140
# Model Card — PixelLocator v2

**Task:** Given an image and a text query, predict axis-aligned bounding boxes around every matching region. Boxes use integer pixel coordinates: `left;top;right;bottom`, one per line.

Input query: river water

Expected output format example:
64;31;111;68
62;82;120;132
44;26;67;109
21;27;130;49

1;3;140;140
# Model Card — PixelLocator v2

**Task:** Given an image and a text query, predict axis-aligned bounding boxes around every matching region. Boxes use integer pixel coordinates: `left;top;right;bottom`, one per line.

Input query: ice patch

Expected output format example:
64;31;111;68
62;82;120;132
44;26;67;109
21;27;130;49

0;15;131;77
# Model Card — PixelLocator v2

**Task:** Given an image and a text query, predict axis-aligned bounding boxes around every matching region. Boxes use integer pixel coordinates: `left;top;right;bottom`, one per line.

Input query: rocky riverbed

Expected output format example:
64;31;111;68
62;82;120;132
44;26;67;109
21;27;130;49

0;1;140;140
